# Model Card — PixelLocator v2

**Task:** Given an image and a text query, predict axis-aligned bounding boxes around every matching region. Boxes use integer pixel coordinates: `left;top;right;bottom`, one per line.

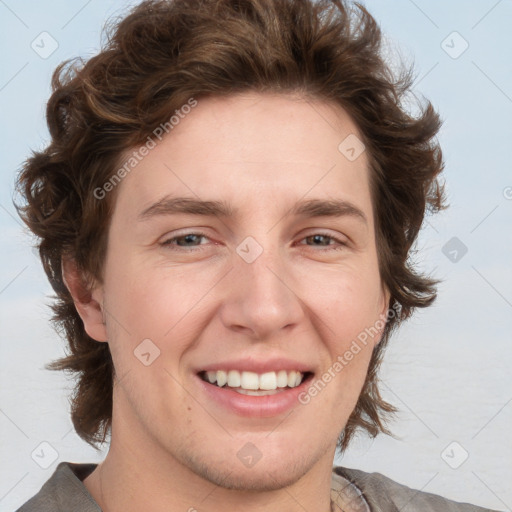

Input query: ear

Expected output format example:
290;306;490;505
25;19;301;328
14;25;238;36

61;257;108;342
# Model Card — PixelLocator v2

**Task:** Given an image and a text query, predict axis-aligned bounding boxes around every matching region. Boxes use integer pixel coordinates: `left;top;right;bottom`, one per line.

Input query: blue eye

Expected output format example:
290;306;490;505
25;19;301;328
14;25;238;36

161;232;209;249
160;231;347;251
298;233;347;251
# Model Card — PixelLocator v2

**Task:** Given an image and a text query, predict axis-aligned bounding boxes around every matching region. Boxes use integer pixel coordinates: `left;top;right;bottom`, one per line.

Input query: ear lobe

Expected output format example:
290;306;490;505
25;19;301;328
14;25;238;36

61;257;108;343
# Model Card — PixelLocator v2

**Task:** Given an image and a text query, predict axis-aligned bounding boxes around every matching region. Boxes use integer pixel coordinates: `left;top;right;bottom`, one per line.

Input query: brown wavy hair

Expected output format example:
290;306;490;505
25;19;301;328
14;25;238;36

14;0;445;452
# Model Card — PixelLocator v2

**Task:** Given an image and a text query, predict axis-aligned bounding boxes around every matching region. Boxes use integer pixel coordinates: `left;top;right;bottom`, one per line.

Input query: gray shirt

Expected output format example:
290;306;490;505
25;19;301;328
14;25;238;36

16;462;499;511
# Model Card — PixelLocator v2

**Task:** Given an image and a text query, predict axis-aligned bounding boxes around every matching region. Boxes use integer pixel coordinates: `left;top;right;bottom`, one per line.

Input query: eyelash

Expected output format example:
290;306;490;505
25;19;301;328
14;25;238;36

160;231;347;252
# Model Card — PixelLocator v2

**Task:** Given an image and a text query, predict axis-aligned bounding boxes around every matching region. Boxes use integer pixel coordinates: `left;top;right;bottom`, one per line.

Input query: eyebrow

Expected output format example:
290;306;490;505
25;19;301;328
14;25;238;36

137;196;367;224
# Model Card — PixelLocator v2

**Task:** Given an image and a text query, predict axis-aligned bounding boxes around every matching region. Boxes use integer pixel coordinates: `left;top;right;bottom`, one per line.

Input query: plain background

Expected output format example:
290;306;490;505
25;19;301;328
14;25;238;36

0;0;511;510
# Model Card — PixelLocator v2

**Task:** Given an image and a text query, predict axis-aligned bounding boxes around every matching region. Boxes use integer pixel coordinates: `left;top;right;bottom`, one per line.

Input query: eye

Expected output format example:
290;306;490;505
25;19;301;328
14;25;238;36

160;231;347;252
160;231;210;250
297;232;347;251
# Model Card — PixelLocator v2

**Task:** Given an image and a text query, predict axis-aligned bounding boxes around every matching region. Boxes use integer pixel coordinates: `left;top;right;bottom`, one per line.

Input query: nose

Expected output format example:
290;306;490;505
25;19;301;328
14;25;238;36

217;237;304;340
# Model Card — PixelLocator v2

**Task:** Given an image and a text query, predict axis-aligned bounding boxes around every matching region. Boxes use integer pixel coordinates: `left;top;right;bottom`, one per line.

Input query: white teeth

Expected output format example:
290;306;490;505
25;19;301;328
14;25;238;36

202;370;306;390
241;371;259;390
227;370;241;387
216;370;227;387
287;371;298;387
235;388;281;396
259;372;277;390
276;370;288;388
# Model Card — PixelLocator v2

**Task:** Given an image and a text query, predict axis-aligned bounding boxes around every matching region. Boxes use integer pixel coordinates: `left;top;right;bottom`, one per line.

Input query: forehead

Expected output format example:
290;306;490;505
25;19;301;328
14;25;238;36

112;92;372;224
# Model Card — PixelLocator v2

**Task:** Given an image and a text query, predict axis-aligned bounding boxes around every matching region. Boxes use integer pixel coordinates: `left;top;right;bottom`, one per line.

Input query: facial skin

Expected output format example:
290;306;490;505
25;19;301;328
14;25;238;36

65;92;390;512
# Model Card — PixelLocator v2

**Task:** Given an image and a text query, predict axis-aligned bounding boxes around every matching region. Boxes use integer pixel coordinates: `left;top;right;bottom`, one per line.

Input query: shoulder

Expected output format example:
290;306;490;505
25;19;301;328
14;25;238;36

333;466;500;512
16;462;100;512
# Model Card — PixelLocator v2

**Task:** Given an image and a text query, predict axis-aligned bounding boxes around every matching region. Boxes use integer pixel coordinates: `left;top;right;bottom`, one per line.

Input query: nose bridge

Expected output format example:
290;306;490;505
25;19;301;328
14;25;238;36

238;234;287;296
220;232;303;337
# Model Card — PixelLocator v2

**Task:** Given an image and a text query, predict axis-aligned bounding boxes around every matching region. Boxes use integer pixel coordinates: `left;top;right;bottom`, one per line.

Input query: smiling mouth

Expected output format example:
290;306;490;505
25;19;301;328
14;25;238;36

198;369;313;395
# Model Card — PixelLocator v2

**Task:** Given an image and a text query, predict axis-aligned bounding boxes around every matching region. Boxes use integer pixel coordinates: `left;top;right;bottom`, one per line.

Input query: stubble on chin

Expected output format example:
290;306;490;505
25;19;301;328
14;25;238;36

173;438;331;493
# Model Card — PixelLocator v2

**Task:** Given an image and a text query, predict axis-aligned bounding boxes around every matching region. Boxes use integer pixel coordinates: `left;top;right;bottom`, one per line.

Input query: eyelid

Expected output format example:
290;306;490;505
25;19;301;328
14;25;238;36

160;230;211;248
298;228;349;243
160;229;349;251
295;231;348;251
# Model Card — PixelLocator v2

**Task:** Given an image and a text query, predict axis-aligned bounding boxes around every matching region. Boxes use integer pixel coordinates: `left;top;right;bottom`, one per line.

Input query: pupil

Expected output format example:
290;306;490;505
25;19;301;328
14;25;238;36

179;234;199;246
312;235;328;246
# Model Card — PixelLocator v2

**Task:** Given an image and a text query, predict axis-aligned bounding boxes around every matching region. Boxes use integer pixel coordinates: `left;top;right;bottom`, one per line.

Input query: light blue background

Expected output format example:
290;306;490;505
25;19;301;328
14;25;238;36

1;1;511;510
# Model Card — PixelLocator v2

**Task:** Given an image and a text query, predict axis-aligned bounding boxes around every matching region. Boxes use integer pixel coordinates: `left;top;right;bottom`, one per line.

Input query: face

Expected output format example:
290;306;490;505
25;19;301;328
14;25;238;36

85;92;389;491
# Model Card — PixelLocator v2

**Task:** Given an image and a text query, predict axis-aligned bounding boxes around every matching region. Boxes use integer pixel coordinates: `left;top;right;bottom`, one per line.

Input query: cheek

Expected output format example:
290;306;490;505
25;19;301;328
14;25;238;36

104;255;217;342
312;268;385;342
306;269;384;403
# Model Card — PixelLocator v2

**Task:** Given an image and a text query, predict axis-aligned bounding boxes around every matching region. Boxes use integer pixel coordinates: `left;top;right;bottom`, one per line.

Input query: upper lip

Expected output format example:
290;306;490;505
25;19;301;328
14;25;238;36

196;357;314;374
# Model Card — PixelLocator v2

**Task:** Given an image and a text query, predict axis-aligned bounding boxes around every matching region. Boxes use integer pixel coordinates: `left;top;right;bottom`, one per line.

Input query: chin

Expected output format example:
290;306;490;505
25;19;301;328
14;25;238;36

189;456;313;492
174;434;329;492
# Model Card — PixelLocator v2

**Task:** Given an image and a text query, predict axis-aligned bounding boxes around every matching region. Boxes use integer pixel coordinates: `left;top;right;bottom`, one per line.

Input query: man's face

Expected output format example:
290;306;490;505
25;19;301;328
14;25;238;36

93;92;388;490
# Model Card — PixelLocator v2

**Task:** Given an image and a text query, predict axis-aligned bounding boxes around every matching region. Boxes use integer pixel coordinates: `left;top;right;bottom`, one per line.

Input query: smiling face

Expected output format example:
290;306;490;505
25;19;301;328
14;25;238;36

80;92;389;492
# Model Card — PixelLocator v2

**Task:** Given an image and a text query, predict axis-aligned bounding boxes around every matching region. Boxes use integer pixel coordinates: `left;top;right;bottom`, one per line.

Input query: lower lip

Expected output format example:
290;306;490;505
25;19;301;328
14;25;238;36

195;374;312;418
